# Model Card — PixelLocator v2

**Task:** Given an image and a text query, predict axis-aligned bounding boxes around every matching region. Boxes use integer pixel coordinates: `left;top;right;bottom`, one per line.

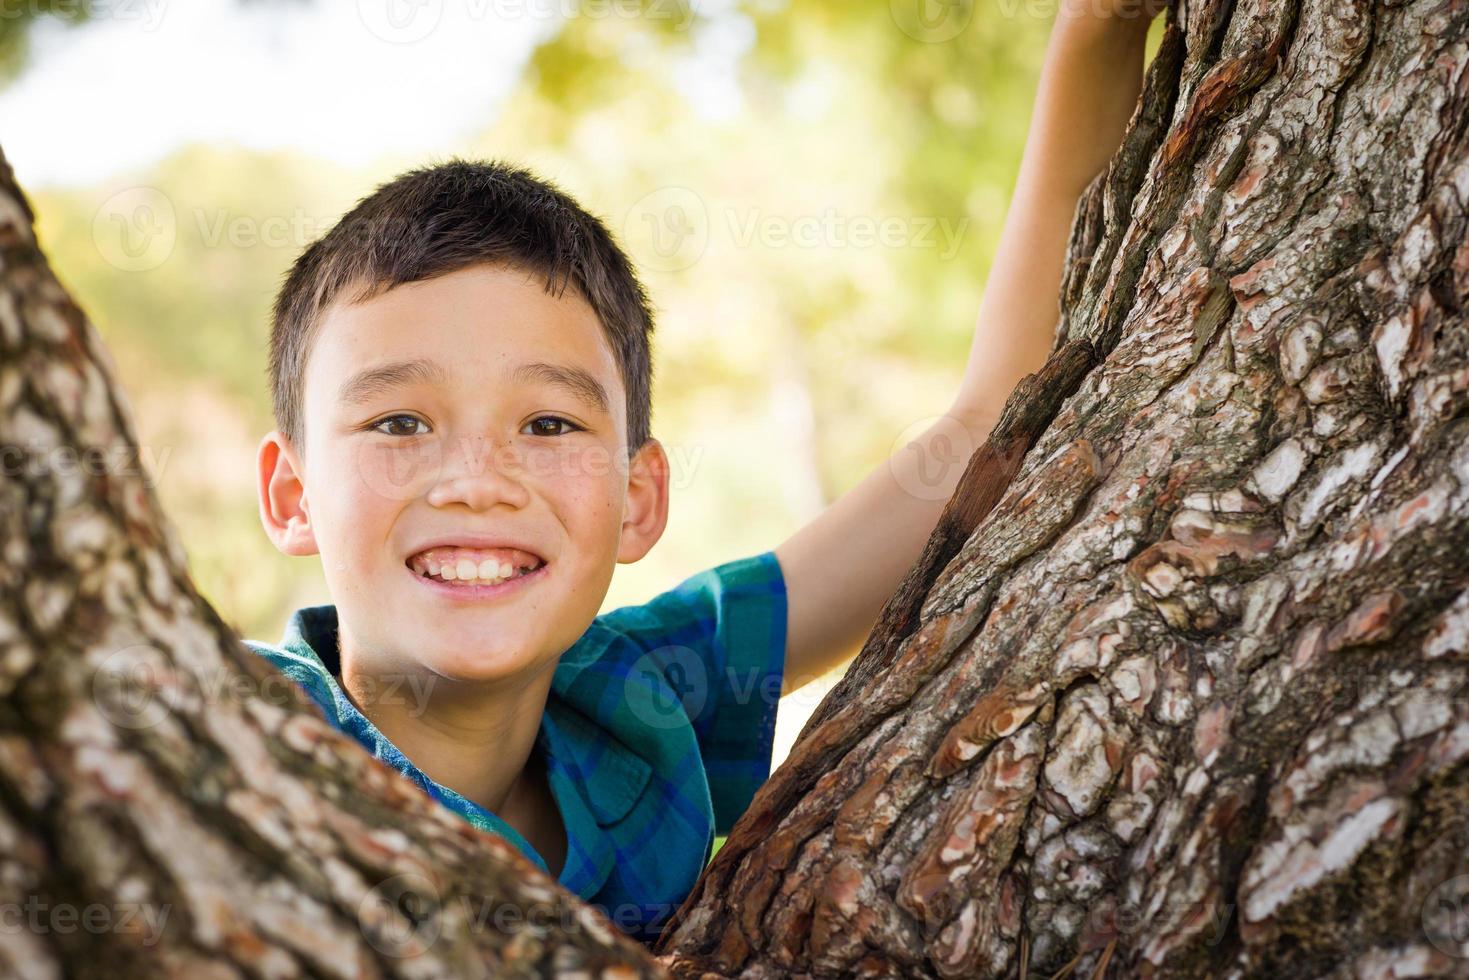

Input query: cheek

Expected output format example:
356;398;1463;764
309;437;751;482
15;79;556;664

534;448;624;527
318;447;400;554
349;435;444;503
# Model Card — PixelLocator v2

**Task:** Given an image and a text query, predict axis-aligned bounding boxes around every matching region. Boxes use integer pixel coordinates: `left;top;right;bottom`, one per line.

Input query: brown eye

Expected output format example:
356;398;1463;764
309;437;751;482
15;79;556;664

370;415;428;437
524;416;581;437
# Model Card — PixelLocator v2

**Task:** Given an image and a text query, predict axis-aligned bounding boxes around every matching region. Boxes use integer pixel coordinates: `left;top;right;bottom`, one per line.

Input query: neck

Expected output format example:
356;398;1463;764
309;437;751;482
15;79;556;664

334;627;556;816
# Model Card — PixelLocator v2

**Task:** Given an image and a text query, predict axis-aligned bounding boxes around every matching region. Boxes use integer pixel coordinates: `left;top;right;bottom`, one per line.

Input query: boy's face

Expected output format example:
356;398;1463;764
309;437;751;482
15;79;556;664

257;262;668;684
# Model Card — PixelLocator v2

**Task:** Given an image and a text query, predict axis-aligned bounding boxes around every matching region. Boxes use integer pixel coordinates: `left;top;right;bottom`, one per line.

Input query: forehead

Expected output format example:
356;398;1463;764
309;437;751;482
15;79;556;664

306;263;623;409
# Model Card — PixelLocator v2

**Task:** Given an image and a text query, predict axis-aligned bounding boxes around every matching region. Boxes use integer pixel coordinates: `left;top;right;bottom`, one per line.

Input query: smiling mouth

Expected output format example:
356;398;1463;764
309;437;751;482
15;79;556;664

405;548;547;587
405;563;549;600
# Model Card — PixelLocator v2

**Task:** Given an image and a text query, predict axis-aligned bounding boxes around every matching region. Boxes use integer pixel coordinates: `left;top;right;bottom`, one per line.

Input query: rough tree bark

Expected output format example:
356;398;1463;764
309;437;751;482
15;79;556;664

658;0;1469;977
3;0;1468;977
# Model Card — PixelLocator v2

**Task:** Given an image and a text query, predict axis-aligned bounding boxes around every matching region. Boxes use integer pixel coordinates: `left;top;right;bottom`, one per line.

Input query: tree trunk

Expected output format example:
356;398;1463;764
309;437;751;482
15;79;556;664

658;1;1469;977
5;0;1469;977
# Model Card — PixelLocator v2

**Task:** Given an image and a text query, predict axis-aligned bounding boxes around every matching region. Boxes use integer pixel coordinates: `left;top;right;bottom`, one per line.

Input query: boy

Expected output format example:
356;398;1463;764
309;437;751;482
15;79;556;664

245;3;1159;945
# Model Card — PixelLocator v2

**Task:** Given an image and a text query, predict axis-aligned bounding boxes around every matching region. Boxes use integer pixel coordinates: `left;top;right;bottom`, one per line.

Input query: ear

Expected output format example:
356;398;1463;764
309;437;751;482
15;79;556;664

257;430;319;557
616;437;670;564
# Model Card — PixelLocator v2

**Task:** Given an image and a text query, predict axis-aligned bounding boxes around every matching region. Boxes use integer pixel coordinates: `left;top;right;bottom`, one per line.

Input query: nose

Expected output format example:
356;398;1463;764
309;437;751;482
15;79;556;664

424;433;532;511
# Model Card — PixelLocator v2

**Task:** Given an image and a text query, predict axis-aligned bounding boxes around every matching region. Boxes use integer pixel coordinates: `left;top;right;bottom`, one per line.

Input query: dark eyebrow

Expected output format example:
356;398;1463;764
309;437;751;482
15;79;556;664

337;358;449;406
508;361;611;416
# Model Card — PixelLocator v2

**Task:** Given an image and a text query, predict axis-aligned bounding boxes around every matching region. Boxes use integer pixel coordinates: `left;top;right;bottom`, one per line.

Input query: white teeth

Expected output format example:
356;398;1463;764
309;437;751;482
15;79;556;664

415;556;520;585
409;549;541;586
477;559;514;579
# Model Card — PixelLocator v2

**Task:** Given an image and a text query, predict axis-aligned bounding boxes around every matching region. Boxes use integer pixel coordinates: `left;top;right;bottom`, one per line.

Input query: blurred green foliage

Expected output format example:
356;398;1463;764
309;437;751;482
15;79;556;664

19;3;1085;752
0;0;95;84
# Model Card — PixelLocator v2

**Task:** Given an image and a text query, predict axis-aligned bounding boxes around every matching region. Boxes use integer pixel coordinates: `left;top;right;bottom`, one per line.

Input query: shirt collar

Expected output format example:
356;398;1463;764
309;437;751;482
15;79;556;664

275;605;651;901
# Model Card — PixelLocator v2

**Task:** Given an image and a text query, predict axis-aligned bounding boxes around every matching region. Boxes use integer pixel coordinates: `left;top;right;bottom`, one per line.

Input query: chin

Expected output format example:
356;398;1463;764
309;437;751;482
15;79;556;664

421;645;541;684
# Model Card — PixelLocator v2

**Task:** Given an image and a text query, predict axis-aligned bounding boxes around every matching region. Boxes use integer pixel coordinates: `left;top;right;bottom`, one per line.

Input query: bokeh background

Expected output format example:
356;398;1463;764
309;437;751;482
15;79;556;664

0;0;1154;769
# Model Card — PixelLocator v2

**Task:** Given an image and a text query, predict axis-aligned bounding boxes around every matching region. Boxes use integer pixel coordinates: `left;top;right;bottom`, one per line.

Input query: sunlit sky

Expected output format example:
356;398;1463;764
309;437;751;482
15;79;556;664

0;0;567;188
0;0;753;189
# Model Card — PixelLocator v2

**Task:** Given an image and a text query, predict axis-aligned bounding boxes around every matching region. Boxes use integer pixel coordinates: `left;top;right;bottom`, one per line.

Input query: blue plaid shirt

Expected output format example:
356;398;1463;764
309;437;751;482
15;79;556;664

244;549;787;943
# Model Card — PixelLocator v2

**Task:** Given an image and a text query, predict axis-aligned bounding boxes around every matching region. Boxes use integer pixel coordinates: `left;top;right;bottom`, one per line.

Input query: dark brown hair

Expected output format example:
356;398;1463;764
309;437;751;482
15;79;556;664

268;157;656;458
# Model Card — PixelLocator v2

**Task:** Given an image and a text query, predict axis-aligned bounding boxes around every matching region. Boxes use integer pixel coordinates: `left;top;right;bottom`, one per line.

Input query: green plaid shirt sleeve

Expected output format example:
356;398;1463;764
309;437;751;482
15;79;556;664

596;549;788;836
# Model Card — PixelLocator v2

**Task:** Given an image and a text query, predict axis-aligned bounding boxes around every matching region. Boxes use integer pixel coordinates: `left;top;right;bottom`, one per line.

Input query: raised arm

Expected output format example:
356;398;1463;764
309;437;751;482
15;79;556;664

774;4;1162;695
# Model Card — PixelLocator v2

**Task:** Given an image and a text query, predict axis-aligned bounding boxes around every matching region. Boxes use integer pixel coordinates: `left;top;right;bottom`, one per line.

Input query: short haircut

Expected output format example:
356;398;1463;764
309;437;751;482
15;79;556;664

268;158;656;459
